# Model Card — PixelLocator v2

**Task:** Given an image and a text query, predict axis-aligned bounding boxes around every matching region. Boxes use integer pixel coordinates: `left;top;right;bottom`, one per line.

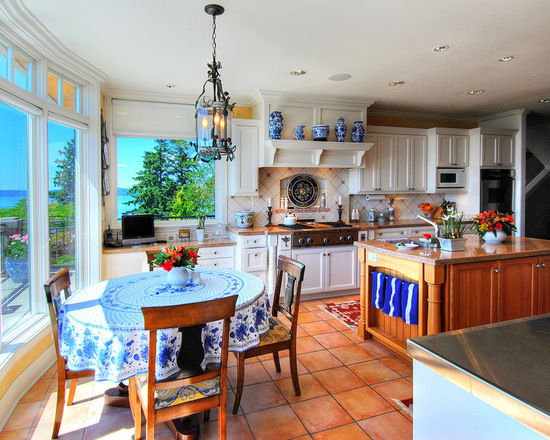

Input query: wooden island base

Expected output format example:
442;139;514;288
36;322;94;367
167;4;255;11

356;236;550;361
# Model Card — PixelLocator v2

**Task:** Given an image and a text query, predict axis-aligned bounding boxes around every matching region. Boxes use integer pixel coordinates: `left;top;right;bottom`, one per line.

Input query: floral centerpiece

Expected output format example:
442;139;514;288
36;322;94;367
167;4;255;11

3;234;29;282
152;243;200;288
438;208;468;251
472;210;516;243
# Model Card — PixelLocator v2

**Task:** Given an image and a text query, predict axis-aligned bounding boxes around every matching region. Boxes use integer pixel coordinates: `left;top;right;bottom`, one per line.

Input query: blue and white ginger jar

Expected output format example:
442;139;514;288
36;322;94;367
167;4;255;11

351;121;365;143
269;111;283;140
335;117;347;142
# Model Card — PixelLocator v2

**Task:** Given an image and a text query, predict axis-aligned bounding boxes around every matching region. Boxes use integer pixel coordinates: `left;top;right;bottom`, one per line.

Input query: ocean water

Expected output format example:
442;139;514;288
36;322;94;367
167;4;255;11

0;196;26;209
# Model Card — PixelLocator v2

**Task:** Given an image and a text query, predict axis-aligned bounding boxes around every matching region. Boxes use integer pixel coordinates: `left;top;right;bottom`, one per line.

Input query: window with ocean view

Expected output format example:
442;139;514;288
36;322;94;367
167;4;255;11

0;101;32;340
116;137;216;222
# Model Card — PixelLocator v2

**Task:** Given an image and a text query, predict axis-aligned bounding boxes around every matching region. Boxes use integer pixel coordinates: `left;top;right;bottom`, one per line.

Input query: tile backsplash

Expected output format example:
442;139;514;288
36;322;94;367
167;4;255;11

227;168;446;226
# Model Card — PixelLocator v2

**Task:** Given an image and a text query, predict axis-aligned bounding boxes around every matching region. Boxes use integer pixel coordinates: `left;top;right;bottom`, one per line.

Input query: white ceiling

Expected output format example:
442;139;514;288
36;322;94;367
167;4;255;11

20;0;550;118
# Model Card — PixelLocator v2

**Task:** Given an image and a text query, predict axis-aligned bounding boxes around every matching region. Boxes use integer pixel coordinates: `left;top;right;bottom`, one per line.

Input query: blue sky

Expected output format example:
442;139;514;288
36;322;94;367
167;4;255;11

117;137;156;189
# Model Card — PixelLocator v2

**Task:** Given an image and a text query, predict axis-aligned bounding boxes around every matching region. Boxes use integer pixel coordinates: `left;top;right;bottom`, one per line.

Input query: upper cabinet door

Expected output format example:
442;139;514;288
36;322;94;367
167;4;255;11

438;134;468;167
377;134;394;191
481;134;499;167
498;135;515;167
453;135;469;167
411;135;427;191
393;135;411;192
229;120;260;196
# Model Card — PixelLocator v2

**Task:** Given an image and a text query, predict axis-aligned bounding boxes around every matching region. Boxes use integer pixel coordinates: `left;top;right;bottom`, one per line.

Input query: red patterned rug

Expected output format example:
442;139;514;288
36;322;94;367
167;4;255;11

318;300;361;332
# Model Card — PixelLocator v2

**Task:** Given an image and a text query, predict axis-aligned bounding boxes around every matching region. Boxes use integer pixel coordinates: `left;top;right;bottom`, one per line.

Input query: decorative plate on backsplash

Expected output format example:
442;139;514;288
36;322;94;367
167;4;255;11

287;174;319;208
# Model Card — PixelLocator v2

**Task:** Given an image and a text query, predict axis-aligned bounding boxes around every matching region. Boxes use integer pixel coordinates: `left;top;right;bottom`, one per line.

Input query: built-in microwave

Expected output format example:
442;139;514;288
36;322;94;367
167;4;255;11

437;168;467;188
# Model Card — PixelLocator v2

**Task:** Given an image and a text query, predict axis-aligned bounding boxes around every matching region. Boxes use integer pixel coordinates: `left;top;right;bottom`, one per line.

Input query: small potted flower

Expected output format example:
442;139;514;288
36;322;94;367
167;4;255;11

438;208;468;251
152;243;199;288
3;233;29;282
472;211;516;244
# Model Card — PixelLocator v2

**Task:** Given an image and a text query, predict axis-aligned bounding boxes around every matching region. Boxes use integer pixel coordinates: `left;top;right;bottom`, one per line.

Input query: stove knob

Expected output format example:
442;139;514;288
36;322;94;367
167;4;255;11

348;235;354;241
339;236;346;242
323;237;330;244
307;238;314;244
298;238;305;244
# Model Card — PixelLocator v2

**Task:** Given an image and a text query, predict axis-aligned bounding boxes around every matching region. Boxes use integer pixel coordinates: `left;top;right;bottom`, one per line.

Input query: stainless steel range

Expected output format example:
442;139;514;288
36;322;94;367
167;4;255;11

277;221;359;248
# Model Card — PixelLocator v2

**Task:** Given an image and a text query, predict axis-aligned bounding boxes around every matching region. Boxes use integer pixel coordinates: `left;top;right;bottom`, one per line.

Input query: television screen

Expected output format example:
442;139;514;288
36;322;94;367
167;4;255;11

121;214;156;246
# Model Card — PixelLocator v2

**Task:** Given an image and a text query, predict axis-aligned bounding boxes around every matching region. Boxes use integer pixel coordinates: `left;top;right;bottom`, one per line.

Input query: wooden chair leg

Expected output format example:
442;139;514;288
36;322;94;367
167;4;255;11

66;379;78;406
289;346;301;396
218;395;227;440
52;376;65;439
128;377;142;440
272;351;281;372
232;352;245;415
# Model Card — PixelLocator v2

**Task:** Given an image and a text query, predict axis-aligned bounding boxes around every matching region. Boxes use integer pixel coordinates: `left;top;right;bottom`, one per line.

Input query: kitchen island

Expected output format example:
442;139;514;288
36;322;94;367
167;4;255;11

355;236;550;360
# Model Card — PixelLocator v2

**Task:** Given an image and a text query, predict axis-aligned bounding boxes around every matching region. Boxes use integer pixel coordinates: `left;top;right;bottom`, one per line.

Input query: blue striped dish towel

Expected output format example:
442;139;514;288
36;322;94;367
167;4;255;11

401;281;419;325
371;271;386;309
383;276;403;317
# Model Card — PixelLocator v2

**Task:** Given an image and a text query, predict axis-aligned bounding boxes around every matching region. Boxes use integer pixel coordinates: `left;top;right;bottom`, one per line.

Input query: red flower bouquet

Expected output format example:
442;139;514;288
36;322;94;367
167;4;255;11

471;211;517;237
153;243;199;271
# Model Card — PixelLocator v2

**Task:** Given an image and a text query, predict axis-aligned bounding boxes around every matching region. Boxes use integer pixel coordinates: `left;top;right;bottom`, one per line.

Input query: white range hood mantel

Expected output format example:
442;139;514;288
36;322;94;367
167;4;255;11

264;139;374;168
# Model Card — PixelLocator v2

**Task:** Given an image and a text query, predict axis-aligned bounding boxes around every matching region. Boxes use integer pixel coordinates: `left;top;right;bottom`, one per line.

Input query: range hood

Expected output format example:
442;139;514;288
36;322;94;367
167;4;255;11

264;139;374;168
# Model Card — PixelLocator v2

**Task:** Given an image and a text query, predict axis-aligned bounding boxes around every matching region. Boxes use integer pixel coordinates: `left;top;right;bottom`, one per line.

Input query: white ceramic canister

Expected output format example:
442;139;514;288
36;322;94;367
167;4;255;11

234;211;254;229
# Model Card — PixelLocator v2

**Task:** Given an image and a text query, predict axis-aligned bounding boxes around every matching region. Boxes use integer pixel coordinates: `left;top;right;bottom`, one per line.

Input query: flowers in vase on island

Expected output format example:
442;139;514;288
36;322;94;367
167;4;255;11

152;243;199;271
438;208;468;251
472;211;517;241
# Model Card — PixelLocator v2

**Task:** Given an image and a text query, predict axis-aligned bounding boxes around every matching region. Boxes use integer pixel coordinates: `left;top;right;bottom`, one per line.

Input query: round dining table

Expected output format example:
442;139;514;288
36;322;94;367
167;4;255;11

58;267;270;382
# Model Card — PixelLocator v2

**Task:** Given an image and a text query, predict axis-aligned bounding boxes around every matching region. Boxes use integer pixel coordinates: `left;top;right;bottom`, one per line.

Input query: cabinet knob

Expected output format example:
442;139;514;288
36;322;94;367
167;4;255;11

494;269;499;273
541;263;547;268
327;253;331;256
254;253;258;257
214;251;217;255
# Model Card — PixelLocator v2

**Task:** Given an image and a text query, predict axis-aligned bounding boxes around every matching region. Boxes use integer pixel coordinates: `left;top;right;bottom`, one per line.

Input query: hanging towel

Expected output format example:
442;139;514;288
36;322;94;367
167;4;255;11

401;281;419;325
383;276;403;317
371;271;386;309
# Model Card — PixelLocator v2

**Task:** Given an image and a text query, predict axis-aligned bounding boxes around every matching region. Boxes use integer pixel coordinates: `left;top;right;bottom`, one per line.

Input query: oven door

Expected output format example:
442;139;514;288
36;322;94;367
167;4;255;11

481;175;514;213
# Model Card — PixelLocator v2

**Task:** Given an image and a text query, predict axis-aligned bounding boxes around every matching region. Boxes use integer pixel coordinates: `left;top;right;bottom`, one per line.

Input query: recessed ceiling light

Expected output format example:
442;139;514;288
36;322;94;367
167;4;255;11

433;45;449;52
498;56;514;62
328;73;352;81
389;81;405;86
468;90;485;95
290;70;307;76
166;84;177;88
539;99;550;103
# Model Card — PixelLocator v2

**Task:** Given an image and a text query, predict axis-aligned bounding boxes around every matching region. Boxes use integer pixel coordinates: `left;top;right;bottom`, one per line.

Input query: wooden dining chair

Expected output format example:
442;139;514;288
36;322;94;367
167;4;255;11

232;255;305;414
44;268;95;439
146;249;157;271
129;295;238;440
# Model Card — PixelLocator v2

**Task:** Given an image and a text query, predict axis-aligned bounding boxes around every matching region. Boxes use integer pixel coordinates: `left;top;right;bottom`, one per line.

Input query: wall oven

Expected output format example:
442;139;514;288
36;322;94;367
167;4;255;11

437;168;467;189
480;169;514;213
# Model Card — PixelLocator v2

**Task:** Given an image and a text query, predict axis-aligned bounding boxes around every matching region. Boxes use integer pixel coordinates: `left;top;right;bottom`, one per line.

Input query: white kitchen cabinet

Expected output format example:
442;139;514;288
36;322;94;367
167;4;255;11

195;246;235;269
394;135;427;192
229;119;260;196
481;134;514;167
408;225;436;237
232;233;269;287
437;134;469;167
372;228;409;240
349;133;394;193
102;252;147;280
291;245;357;295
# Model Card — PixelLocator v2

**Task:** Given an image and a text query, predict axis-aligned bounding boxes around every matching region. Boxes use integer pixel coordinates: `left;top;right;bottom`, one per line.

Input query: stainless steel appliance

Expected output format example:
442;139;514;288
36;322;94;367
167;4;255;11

480;169;514;213
277;221;359;248
437;168;467;189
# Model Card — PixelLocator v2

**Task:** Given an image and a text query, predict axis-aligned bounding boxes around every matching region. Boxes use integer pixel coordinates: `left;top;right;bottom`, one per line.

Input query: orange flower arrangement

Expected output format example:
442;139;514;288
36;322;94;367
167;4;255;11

471;211;517;237
153;243;199;271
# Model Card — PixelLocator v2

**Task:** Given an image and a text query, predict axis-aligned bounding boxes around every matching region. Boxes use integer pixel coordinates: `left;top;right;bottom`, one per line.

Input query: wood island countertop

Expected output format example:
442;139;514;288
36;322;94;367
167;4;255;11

355;236;550;265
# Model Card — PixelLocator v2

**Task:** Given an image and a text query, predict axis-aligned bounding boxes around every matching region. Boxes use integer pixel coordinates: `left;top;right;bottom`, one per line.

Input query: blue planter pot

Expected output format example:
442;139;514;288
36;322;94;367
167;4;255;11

5;258;29;283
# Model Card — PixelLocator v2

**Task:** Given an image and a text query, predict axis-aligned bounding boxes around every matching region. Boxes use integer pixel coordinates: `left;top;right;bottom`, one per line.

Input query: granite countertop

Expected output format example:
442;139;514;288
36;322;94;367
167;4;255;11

408;314;550;438
355;236;550;265
103;239;236;254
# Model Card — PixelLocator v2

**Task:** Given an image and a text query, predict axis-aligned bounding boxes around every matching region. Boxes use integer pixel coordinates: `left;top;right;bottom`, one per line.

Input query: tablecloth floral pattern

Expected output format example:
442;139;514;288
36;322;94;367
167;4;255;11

58;268;269;382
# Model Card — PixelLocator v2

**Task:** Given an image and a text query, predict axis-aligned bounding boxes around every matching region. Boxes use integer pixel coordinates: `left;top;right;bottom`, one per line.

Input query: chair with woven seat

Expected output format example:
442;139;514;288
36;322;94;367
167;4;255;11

129;295;237;440
232;255;305;414
44;268;95;439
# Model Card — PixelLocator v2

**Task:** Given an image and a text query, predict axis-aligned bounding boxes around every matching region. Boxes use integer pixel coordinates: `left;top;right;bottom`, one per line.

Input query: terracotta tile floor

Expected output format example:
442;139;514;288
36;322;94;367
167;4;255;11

0;294;413;439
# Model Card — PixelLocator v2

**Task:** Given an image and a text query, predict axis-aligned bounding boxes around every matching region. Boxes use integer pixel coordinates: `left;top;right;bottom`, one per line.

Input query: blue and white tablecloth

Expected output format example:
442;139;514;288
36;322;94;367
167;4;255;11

58;268;269;382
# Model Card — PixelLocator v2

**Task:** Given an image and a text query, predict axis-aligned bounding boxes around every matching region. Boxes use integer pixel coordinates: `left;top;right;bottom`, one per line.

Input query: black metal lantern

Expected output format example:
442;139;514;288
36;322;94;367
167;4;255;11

194;4;236;162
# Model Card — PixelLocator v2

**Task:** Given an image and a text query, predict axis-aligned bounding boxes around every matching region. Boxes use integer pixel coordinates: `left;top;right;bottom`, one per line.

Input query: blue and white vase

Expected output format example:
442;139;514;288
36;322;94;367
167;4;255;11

5;258;29;283
351;121;365;143
166;267;190;288
269;111;283;139
335;117;347;142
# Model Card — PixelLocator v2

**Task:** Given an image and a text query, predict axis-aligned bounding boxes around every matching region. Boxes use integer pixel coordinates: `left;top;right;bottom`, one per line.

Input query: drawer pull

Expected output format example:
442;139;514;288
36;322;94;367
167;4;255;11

214;263;217;266
494;269;499;273
254;254;258;257
214;251;217;255
541;263;547;268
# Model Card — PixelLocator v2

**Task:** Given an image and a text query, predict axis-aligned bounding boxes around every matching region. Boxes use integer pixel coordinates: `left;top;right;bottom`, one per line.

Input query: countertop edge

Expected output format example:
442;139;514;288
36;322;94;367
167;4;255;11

103;239;236;254
407;338;550;438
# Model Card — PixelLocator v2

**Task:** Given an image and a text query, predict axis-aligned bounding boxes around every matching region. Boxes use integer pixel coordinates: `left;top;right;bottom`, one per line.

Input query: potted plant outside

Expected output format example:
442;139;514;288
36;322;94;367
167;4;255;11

438;208;468;251
3;233;29;282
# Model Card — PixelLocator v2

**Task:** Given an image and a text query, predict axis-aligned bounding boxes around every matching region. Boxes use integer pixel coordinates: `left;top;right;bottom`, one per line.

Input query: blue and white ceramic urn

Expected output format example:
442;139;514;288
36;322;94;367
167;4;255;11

312;124;330;140
269;111;283;139
351;121;365;143
335;117;347;142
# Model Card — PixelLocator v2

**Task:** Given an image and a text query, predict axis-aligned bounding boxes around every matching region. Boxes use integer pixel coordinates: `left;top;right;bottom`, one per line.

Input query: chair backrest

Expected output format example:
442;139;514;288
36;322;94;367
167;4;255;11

272;255;306;332
140;295;238;408
146;250;157;271
44;268;72;359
